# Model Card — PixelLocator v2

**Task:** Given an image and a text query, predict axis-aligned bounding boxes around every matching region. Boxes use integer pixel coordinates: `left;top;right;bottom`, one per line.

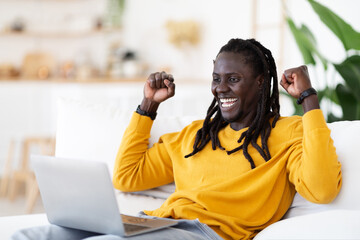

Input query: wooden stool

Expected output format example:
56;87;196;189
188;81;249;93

5;137;55;213
0;140;15;197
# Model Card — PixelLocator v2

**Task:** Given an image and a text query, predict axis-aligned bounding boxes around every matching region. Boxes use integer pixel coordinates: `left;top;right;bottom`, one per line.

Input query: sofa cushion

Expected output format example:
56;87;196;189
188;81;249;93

283;120;360;218
55;97;201;197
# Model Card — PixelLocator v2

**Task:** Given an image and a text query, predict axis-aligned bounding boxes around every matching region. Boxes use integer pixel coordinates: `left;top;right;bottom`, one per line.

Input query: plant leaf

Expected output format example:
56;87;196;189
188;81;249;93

286;18;316;65
334;55;360;101
317;87;339;105
327;113;342;123
335;83;358;120
308;0;360;51
300;24;328;69
286;17;327;69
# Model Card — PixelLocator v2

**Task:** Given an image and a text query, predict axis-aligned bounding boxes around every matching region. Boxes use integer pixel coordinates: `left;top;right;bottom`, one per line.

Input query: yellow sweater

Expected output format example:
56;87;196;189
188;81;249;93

113;109;342;239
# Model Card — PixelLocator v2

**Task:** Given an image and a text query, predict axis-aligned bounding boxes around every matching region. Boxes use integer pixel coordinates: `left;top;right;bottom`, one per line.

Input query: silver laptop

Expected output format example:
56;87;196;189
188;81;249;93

31;155;177;237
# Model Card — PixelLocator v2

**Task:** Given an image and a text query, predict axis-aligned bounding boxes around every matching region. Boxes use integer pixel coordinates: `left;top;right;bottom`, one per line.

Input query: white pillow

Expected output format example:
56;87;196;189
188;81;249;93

55;97;132;173
284;120;360;219
255;210;360;240
55;97;201;197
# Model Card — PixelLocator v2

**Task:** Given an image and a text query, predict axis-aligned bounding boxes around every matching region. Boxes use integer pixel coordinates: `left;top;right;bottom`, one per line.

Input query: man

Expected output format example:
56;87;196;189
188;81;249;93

112;38;342;239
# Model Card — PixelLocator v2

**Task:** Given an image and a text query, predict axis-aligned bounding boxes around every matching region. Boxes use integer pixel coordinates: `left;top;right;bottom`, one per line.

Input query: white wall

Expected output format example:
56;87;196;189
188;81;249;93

120;0;255;80
119;0;360;80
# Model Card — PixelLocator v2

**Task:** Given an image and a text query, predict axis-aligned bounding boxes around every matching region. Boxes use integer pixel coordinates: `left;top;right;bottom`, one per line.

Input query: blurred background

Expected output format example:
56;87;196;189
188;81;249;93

0;0;359;216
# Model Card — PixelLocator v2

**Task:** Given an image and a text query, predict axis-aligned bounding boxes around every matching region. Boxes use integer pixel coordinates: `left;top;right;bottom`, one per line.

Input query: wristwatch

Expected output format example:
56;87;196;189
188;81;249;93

297;88;317;105
136;105;157;120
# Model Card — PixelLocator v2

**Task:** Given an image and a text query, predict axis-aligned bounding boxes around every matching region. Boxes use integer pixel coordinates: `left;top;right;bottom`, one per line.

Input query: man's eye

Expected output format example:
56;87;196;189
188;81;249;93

229;77;238;82
213;78;220;82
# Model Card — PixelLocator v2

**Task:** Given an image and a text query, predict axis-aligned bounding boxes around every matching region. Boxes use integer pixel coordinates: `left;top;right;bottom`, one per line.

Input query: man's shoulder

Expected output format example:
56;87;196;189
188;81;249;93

158;118;204;145
273;115;303;132
276;115;302;124
181;119;205;132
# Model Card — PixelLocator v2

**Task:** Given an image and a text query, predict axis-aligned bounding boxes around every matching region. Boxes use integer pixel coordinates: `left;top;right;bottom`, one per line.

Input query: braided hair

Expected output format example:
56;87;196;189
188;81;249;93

185;38;280;169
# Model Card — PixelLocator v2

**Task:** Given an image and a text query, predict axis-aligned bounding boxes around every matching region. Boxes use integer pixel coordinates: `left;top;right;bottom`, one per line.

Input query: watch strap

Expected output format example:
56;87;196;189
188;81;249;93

296;87;317;105
136;105;157;120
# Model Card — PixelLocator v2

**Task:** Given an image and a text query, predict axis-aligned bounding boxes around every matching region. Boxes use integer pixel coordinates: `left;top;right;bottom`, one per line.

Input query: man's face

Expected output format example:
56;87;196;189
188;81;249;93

211;51;262;130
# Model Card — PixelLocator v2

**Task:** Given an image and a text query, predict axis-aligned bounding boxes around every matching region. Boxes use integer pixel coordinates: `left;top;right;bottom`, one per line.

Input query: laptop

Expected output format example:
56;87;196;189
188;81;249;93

31;155;177;237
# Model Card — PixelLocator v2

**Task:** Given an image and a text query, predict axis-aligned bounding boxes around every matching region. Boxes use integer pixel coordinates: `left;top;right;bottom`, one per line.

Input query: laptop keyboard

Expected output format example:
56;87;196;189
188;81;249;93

123;223;151;233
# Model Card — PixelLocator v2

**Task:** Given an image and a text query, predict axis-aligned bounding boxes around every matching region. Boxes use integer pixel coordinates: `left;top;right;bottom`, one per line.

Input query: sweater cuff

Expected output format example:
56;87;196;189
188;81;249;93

128;112;154;134
302;109;328;131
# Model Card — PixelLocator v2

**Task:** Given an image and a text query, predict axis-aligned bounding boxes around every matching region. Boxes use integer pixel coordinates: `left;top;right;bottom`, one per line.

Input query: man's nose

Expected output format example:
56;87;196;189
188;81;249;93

216;79;230;93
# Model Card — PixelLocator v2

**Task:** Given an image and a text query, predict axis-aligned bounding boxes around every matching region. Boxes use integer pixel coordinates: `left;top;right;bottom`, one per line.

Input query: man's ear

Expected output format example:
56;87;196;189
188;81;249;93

256;74;264;88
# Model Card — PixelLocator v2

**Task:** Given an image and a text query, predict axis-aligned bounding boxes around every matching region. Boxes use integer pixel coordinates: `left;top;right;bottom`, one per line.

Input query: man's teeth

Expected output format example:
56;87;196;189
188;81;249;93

220;98;237;103
220;98;237;108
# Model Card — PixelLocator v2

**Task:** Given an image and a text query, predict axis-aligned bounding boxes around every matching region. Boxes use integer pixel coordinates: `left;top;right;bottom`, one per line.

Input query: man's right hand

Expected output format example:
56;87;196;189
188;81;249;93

140;71;175;113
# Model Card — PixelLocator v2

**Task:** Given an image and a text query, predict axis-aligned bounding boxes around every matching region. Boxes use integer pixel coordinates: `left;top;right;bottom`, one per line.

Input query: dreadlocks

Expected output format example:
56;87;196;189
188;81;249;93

185;38;280;169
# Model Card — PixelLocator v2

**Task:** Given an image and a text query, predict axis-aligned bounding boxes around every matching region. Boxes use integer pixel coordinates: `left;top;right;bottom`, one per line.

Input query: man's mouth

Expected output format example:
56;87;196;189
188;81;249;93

219;98;238;108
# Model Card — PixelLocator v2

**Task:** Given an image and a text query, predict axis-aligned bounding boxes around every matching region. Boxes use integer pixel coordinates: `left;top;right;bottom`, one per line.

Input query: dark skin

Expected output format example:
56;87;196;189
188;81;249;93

140;53;320;131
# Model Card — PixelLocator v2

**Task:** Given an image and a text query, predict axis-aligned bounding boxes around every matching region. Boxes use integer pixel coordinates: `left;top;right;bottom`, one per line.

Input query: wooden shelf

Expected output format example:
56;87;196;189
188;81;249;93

0;77;145;83
49;77;145;83
0;28;122;38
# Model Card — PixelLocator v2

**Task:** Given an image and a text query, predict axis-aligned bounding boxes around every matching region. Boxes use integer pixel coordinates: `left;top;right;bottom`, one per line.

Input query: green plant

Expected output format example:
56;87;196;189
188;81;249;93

106;0;126;28
284;0;360;121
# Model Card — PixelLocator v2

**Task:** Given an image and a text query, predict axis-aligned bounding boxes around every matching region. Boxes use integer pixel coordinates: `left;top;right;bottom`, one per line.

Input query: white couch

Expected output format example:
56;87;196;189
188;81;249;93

1;98;360;239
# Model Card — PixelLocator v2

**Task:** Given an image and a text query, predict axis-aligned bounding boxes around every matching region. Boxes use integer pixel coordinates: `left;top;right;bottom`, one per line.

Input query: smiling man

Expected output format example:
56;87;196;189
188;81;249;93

111;38;342;239
12;38;342;240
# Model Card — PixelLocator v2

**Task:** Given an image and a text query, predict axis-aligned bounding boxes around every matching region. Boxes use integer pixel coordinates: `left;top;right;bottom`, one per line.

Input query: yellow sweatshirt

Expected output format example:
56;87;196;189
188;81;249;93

113;109;342;239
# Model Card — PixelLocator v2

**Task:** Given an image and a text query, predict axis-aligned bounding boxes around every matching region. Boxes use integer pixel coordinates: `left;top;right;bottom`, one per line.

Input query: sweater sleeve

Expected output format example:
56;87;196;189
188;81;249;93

112;112;174;192
287;109;342;204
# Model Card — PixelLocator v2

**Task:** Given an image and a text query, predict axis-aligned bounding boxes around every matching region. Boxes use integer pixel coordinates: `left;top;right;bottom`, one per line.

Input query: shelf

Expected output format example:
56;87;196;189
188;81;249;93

0;28;122;38
0;77;146;83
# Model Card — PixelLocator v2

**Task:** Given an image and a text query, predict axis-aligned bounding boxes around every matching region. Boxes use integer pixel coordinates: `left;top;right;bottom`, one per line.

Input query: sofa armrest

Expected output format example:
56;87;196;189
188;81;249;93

254;210;360;239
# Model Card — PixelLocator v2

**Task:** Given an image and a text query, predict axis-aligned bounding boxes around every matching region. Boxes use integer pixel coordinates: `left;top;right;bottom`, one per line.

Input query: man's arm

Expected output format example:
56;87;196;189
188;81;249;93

281;65;342;203
113;71;176;192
